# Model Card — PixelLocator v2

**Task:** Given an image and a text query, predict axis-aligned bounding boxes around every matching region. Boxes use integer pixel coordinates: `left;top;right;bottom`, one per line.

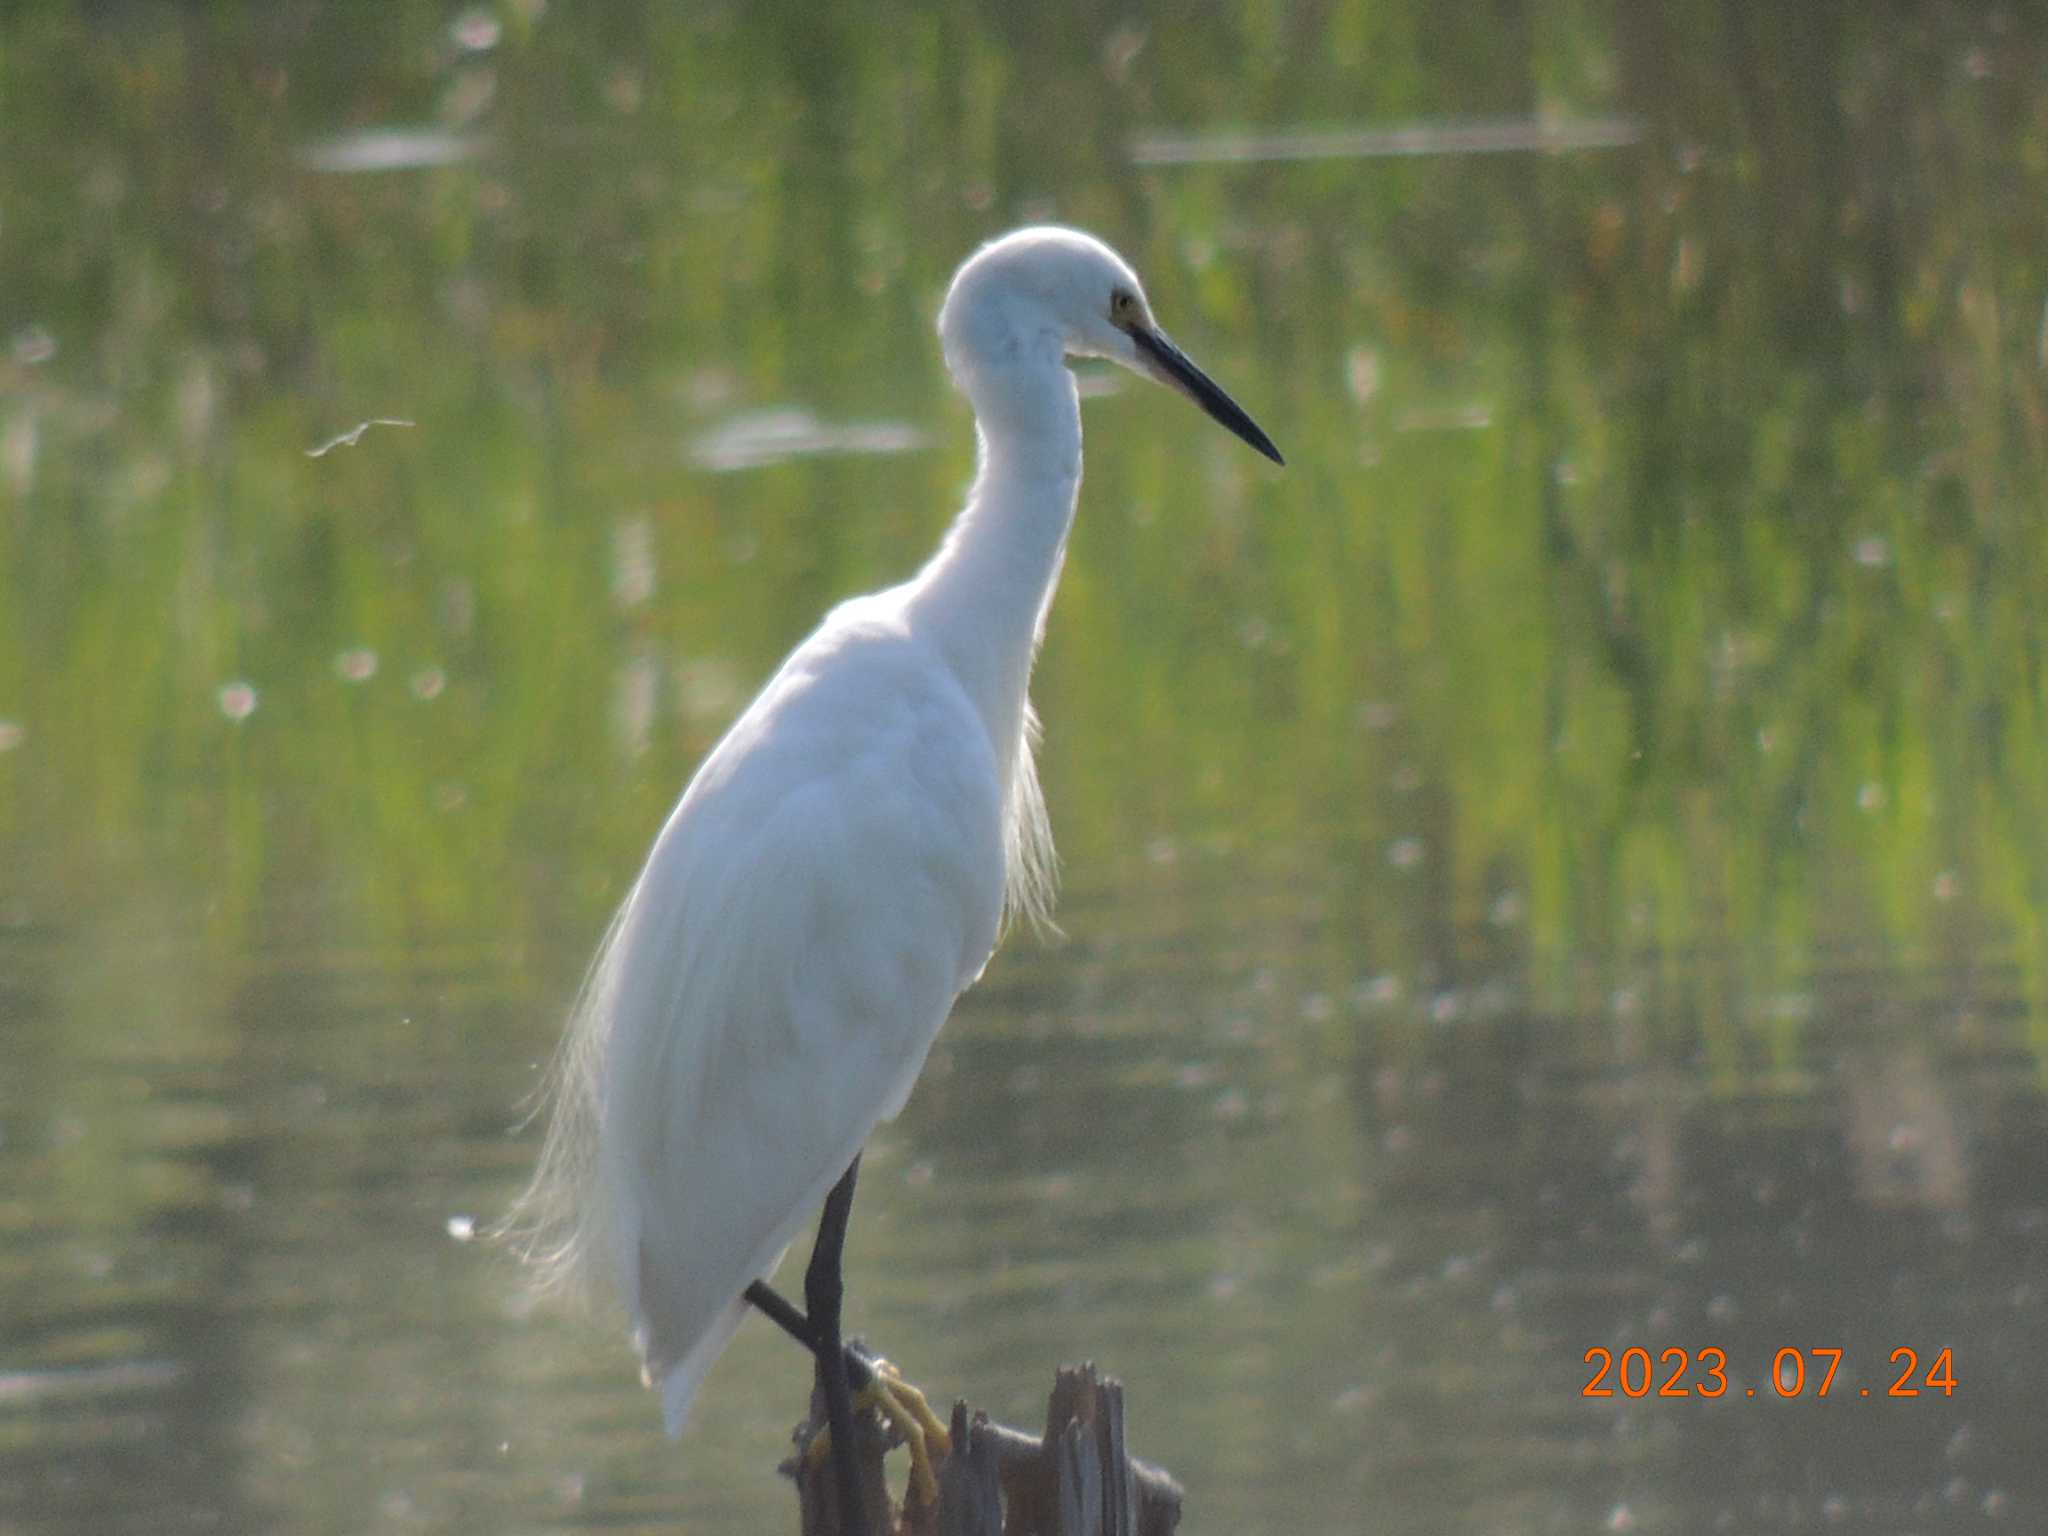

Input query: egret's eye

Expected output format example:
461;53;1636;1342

1109;289;1139;325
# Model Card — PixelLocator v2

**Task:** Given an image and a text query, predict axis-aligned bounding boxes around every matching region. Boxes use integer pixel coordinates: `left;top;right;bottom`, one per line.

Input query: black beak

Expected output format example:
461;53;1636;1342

1128;323;1284;466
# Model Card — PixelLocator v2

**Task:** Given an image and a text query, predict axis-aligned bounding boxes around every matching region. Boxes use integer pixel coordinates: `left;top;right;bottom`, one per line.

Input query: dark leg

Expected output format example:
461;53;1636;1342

742;1279;814;1349
807;1154;867;1536
742;1278;876;1390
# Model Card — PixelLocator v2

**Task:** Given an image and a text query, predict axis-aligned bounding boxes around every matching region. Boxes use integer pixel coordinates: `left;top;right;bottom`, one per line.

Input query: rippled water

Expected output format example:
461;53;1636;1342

9;895;2045;1533
5;2;2048;1532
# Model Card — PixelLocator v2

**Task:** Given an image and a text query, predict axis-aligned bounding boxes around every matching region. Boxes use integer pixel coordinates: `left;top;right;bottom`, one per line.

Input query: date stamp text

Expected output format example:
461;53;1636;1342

1582;1346;1956;1399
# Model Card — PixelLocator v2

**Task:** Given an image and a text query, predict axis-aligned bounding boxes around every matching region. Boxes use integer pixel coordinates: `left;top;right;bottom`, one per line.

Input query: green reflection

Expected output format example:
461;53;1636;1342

3;1;2047;1531
6;2;2043;1030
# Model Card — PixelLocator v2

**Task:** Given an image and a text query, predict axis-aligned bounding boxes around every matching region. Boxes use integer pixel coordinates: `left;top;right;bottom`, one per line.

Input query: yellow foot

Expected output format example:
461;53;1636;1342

867;1358;952;1508
804;1357;953;1511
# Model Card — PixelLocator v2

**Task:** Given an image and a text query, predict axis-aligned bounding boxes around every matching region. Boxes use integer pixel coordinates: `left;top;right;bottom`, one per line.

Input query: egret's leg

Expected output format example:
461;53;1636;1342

807;1155;867;1536
742;1278;877;1389
749;1263;950;1508
743;1278;811;1346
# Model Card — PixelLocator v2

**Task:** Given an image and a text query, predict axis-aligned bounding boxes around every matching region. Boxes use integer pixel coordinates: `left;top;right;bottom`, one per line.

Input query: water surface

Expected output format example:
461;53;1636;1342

3;3;2046;1532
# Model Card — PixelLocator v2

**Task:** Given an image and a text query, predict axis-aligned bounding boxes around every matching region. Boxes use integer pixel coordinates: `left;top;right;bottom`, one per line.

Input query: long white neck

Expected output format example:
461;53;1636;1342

907;356;1082;774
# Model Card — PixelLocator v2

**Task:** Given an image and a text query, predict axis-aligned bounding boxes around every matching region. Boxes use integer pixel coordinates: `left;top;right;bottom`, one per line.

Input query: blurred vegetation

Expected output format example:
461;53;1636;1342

4;0;2043;1061
4;3;2047;1532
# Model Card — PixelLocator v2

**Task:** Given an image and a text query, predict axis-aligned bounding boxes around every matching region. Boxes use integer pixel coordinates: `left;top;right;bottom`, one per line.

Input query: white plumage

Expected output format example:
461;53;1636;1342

506;226;1280;1435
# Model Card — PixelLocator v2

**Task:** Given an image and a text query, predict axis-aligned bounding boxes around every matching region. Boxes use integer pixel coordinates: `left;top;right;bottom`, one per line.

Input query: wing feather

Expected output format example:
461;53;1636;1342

503;617;1006;1432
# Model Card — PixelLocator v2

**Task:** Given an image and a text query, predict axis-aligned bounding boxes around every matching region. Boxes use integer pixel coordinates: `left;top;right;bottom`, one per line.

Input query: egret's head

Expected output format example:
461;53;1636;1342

939;226;1283;465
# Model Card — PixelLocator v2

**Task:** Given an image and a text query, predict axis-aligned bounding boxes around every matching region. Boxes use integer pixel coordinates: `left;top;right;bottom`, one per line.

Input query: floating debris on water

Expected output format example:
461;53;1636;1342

296;129;484;174
1131;115;1644;166
689;406;927;473
0;1359;186;1406
306;418;416;457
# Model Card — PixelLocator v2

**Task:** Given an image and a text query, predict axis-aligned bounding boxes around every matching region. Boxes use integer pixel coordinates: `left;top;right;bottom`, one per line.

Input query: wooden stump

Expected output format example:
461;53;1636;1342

783;1362;1183;1536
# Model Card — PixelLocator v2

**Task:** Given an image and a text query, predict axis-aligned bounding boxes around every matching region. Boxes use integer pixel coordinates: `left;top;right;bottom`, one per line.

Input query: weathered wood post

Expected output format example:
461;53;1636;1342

784;1362;1184;1536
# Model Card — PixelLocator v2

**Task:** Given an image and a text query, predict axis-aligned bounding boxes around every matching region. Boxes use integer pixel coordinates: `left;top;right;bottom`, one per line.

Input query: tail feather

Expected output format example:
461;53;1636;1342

492;895;636;1303
652;1293;750;1436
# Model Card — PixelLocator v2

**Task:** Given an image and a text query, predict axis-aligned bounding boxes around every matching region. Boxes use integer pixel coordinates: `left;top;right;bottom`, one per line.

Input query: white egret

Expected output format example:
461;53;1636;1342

506;226;1281;1530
